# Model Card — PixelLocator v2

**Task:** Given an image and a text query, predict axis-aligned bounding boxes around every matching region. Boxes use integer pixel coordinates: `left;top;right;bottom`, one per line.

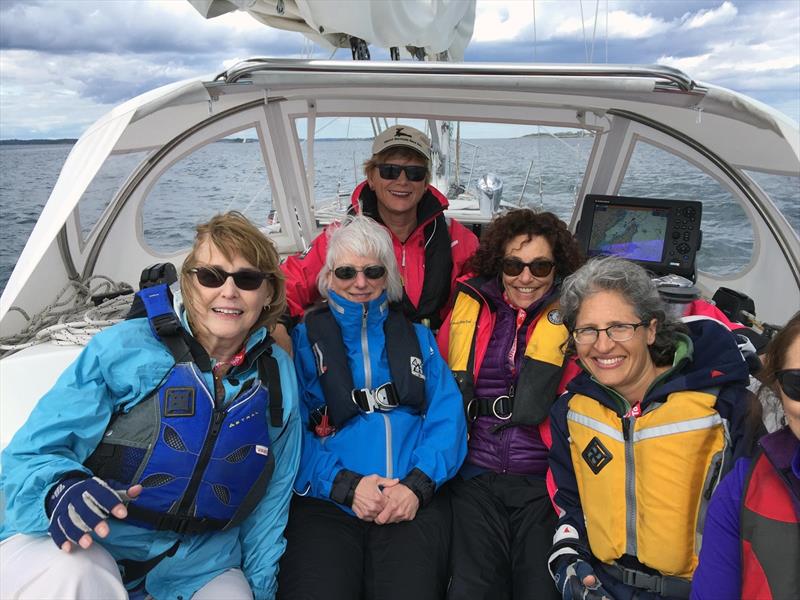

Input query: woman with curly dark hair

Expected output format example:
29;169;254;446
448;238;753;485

437;209;583;600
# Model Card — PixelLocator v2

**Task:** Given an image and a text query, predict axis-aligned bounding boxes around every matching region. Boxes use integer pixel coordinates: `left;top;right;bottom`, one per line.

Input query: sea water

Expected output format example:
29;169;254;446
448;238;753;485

1;138;798;296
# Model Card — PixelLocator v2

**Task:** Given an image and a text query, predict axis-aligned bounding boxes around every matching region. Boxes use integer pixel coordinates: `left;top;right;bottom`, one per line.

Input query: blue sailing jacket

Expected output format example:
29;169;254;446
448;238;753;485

1;310;301;600
292;290;467;511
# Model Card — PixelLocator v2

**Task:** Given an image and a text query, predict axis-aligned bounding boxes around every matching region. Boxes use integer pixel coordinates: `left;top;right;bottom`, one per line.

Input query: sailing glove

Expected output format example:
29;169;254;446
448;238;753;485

46;475;124;548
554;558;614;600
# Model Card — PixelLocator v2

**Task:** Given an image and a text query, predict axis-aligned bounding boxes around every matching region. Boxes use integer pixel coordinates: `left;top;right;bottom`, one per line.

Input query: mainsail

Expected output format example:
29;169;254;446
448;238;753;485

188;0;476;60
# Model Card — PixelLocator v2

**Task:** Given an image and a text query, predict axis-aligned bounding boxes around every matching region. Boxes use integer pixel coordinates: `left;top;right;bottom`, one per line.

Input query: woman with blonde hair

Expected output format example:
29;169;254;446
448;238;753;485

1;211;301;600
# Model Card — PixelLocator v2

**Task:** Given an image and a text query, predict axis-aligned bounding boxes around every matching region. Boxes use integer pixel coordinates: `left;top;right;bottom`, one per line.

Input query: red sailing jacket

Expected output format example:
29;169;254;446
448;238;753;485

281;182;478;325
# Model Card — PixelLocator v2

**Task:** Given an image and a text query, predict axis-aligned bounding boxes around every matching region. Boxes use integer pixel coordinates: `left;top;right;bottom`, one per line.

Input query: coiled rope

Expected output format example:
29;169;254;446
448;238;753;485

1;276;135;356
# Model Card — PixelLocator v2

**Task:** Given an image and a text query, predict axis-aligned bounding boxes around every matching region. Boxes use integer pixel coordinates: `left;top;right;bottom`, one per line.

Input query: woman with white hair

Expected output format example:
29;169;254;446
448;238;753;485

277;215;467;600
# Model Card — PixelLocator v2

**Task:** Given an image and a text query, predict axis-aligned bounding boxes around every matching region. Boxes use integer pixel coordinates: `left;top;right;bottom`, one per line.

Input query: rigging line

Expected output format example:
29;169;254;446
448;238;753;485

532;0;537;62
605;0;609;63
589;0;600;64
579;0;589;62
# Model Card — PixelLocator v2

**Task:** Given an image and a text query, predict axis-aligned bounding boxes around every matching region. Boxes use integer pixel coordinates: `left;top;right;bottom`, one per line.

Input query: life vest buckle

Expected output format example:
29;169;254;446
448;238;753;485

492;395;513;420
351;382;400;413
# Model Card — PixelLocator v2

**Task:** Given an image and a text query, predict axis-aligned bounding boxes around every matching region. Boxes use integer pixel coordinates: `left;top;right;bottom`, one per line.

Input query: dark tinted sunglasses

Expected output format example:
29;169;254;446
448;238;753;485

190;267;268;291
501;257;556;278
776;369;800;401
333;265;387;280
376;164;427;182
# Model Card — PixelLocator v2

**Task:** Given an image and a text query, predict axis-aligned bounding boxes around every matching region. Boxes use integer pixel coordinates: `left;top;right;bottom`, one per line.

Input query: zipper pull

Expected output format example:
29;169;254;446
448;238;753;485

622;417;632;441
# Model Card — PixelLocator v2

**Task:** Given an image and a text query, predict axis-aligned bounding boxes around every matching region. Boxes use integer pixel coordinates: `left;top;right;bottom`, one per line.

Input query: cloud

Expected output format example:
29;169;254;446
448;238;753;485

0;0;798;138
681;1;738;29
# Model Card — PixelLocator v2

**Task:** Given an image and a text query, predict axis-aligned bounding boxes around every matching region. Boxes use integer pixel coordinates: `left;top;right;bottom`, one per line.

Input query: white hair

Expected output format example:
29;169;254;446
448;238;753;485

317;215;403;302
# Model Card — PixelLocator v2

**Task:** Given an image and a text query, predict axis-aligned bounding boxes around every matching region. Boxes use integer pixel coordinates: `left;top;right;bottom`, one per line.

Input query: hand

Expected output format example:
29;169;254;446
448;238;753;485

271;323;293;357
47;477;142;553
374;483;419;525
351;475;398;522
555;559;614;600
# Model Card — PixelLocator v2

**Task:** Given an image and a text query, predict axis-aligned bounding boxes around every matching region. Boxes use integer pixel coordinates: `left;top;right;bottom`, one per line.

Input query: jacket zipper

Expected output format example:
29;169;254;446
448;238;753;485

622;415;638;556
361;303;371;388
177;408;226;515
175;366;246;515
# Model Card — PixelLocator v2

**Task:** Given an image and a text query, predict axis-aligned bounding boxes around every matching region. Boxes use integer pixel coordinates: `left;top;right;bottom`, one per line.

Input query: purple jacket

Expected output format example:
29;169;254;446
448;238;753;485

464;278;553;477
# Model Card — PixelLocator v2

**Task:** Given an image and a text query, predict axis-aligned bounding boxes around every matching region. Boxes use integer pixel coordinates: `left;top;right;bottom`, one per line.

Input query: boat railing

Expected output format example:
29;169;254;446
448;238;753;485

217;59;699;93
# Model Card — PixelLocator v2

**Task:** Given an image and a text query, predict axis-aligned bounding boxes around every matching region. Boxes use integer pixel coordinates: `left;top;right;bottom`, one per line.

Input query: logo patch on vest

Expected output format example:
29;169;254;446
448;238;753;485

410;356;425;380
547;309;563;325
582;436;613;474
164;387;195;417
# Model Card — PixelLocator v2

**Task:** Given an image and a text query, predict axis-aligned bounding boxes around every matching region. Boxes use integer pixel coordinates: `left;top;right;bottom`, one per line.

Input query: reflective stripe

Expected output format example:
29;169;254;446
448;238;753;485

567;410;625;443
383;413;393;478
634;414;722;442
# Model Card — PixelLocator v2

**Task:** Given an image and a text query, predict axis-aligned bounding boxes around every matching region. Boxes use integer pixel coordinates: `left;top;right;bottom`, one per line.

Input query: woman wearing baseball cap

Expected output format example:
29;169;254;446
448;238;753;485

280;124;478;338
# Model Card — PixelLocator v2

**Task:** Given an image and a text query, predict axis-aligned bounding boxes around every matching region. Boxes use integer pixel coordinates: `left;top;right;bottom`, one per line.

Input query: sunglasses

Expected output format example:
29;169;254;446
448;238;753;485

501;257;556;278
776;369;800;401
376;164;427;182
190;267;268;291
333;265;387;280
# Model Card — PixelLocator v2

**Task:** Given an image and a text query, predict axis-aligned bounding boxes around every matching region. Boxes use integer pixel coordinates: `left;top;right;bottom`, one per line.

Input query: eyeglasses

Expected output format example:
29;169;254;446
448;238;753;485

190;267;268;291
333;265;387;280
776;369;800;401
572;321;650;345
376;164;428;182
501;257;556;278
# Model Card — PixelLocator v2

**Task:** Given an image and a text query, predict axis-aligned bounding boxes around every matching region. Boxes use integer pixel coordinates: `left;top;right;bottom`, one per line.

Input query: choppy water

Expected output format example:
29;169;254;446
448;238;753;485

1;138;798;296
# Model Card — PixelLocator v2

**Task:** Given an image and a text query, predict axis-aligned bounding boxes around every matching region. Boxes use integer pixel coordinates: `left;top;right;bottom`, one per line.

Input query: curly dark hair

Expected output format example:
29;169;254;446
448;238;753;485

467;209;584;281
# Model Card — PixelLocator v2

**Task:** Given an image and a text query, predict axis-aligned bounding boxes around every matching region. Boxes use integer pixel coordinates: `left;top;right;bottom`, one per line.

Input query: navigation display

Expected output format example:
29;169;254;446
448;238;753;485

587;205;669;262
575;194;703;280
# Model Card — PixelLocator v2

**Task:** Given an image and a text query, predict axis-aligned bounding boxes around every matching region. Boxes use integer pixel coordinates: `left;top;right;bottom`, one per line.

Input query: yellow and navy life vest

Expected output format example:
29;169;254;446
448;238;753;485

566;387;728;579
85;284;283;534
447;276;568;425
740;427;800;600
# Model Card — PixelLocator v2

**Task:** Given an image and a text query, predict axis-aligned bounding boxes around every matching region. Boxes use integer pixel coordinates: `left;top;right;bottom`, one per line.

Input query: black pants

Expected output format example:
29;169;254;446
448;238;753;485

277;491;451;600
447;472;560;600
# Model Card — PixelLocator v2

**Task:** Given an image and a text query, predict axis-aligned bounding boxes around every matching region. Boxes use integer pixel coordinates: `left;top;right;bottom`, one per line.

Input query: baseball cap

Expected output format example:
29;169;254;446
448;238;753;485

372;125;431;162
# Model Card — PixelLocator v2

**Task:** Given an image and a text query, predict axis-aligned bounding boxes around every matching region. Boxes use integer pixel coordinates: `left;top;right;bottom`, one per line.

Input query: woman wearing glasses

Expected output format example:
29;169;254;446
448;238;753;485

547;256;752;600
437;209;584;600
1;212;301;600
280;124;478;337
692;311;800;600
277;216;466;600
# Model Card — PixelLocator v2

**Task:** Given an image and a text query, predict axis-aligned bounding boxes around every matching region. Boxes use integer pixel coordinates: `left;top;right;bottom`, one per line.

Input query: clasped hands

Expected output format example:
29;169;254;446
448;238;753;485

351;474;419;524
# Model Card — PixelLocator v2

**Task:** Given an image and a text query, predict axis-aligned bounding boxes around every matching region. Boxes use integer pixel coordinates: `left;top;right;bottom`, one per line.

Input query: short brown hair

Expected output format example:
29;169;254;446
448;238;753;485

181;211;286;333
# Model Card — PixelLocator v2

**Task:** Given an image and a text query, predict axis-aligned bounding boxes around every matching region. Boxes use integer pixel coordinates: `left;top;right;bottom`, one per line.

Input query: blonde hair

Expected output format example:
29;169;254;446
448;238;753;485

181;211;286;333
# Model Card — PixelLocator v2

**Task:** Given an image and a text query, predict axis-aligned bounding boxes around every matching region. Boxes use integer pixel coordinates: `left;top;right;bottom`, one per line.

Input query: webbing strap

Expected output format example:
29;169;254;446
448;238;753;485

136;284;192;363
602;563;691;598
258;351;284;427
118;540;180;585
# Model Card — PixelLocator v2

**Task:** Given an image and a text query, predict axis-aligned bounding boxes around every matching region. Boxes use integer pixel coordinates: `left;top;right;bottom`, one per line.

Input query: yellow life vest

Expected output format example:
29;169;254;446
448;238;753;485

446;279;568;425
566;389;727;579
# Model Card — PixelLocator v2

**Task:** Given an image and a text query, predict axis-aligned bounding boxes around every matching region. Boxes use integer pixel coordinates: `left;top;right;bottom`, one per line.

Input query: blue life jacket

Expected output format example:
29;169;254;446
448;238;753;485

85;284;283;534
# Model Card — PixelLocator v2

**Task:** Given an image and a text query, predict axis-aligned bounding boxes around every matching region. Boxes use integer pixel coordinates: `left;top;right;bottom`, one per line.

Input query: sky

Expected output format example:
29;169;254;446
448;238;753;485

0;0;798;140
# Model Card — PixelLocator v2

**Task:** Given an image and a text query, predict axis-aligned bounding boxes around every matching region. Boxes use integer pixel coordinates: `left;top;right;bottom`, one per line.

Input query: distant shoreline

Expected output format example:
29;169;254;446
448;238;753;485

0;139;78;146
1;132;587;146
